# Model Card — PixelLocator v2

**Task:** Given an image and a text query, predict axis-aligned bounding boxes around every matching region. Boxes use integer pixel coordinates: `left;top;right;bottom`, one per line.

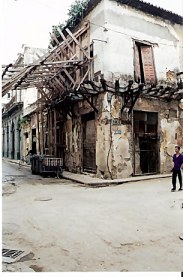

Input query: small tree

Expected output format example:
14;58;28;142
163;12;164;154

49;0;89;47
67;0;88;27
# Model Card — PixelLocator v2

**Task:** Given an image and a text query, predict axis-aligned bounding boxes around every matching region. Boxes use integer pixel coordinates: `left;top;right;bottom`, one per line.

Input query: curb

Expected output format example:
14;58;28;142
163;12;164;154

62;173;171;187
3;158;171;187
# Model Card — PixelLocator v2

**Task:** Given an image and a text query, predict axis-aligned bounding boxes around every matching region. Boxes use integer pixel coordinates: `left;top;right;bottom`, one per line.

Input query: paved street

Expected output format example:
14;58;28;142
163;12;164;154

2;159;183;272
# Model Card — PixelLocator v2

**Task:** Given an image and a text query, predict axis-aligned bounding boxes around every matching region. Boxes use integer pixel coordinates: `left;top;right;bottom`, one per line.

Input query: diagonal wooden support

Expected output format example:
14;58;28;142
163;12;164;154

65;28;90;60
58;44;70;60
50;32;60;46
63;69;75;87
54;76;65;90
57;27;75;56
76;86;98;114
76;67;90;90
37;86;51;102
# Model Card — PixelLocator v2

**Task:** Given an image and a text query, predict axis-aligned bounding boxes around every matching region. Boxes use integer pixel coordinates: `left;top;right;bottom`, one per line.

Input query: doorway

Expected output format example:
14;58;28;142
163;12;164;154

82;112;96;173
133;111;159;175
32;128;37;154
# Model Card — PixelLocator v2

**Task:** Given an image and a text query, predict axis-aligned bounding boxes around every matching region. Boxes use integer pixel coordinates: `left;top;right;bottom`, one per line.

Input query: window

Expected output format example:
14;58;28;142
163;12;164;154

134;41;156;85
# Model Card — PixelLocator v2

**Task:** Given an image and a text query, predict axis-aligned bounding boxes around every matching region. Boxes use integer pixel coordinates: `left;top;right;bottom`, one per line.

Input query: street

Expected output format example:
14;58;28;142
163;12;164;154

2;160;183;272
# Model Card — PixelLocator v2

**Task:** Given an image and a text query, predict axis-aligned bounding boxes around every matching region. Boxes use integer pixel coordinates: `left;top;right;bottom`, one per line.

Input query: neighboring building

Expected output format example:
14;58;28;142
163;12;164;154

2;46;47;160
2;0;183;179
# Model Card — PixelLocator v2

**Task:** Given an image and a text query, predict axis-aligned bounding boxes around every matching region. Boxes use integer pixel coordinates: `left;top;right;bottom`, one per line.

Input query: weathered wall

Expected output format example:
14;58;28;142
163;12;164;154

21;112;39;158
21;121;31;159
134;97;183;174
23;46;47;65
24;46;47;110
87;0;182;83
62;91;182;178
85;0;106;79
63;93;104;173
174;24;183;71
96;93;133;178
62;92;132;178
22;88;38;113
2;110;22;160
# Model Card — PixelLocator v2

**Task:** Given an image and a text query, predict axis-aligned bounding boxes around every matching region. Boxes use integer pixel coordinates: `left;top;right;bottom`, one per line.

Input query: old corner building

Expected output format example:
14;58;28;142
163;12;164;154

2;0;183;179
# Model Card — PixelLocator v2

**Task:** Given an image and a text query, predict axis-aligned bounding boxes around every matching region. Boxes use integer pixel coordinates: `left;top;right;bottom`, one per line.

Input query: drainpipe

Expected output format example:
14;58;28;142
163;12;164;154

107;92;113;179
131;109;135;176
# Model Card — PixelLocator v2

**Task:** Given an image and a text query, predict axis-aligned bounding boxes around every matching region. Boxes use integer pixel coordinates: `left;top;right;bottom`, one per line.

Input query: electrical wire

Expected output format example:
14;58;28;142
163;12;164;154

90;21;183;49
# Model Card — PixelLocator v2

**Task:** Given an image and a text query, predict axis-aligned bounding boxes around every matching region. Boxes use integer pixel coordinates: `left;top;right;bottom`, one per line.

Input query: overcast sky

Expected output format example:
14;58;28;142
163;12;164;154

1;0;183;64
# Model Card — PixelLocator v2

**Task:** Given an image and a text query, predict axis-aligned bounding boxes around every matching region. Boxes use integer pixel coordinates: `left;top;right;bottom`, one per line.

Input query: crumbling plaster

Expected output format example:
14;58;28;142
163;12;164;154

160;118;183;173
135;97;183;174
63;88;182;178
96;93;133;178
86;0;182;84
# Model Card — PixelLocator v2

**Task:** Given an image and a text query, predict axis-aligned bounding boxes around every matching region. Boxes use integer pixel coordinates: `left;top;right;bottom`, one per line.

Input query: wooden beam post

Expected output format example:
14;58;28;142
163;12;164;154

40;109;44;154
54;109;57;156
36;111;41;154
49;110;53;155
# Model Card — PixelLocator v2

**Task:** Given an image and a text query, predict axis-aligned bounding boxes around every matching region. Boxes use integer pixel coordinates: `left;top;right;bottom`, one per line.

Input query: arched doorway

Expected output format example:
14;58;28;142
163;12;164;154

11;121;15;159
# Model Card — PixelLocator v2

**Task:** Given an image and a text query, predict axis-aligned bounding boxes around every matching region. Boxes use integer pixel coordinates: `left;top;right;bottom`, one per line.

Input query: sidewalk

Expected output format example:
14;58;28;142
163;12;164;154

63;171;171;186
2;157;171;186
2;157;31;169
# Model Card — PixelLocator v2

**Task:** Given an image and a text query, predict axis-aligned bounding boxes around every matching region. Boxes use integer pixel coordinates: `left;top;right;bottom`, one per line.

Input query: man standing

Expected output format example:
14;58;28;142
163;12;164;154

171;146;183;192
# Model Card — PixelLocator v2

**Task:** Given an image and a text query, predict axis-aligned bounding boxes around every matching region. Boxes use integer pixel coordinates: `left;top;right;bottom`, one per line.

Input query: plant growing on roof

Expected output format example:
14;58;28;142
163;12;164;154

49;0;89;47
67;0;89;27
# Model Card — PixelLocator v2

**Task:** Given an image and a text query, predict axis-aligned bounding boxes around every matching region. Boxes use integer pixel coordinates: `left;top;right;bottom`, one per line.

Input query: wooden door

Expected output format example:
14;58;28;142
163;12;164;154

141;46;156;84
82;112;96;172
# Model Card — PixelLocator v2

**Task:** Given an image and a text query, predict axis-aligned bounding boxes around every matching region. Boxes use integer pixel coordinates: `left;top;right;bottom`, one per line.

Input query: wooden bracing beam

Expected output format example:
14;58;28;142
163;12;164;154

37;87;51;102
65;28;90;60
2;23;91;101
56;27;75;56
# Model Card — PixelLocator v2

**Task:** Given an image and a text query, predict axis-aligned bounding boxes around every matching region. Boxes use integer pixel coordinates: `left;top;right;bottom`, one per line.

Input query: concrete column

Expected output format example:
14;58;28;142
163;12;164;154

2;127;5;157
4;125;8;157
14;118;18;159
6;124;9;158
8;121;12;158
19;126;23;160
10;120;15;159
15;117;21;160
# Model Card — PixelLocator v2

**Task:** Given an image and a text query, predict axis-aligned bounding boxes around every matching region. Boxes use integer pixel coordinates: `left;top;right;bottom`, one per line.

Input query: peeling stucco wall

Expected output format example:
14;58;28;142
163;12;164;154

160;117;183;173
2;111;22;160
134;97;183;174
96;93;133;179
63;91;182;178
86;0;182;84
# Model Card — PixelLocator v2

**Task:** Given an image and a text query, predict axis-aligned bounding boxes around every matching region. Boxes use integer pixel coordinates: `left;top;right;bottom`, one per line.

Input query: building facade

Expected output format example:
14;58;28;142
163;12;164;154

2;46;47;160
59;0;183;178
2;0;183;179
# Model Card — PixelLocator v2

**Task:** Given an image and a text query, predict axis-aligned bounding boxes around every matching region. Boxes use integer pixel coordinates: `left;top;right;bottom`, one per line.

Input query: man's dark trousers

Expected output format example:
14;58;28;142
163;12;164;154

172;169;182;190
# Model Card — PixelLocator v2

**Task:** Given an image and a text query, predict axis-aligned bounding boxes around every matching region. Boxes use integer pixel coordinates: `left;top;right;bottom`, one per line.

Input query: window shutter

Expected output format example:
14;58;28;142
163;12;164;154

141;46;156;84
134;43;141;83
